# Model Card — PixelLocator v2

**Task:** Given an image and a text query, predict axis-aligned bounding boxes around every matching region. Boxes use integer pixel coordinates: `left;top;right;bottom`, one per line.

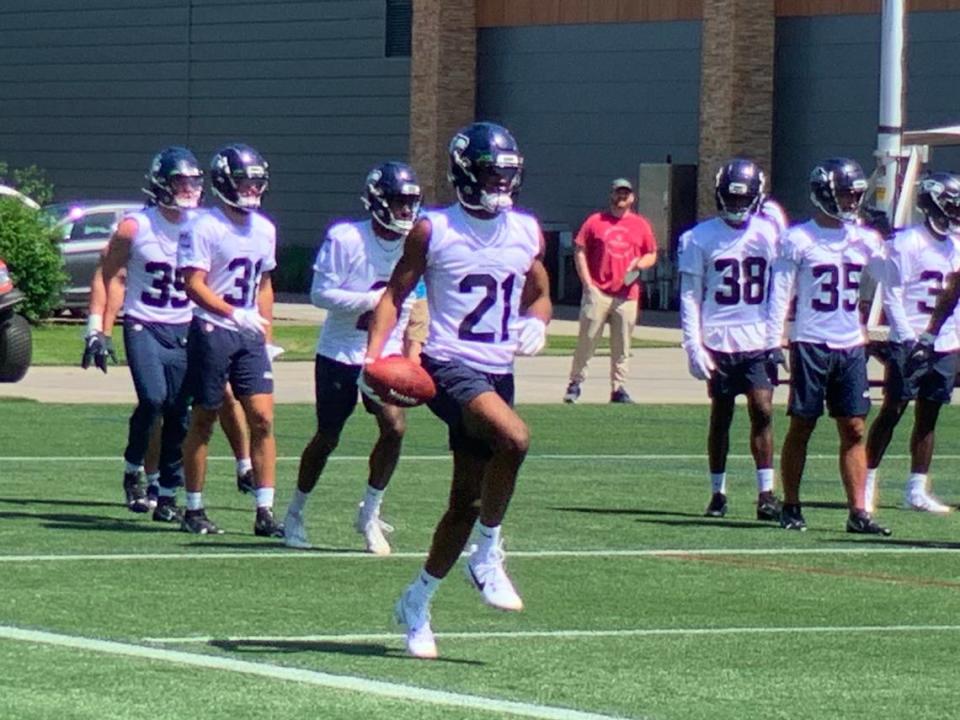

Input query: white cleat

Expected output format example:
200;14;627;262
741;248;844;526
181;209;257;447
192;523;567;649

394;586;437;659
355;505;393;556
903;488;952;514
282;508;312;549
464;542;524;612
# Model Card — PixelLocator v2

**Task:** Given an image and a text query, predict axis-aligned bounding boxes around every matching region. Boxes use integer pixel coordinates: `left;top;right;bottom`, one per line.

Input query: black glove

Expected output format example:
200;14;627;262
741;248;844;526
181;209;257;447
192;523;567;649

905;333;936;378
866;340;893;364
81;331;118;373
766;347;787;369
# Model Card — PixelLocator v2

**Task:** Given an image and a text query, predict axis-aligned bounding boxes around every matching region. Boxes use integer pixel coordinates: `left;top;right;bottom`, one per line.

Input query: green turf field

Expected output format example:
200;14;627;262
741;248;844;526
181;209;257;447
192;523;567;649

31;323;675;365
1;401;959;719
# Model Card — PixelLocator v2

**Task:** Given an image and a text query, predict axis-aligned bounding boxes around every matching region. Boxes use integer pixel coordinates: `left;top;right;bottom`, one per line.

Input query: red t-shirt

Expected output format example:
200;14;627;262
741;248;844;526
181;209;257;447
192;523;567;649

574;211;656;300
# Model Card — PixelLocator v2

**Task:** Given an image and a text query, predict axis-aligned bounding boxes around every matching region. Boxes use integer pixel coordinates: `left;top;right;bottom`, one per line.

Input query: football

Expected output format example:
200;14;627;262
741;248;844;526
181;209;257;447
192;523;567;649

363;355;436;407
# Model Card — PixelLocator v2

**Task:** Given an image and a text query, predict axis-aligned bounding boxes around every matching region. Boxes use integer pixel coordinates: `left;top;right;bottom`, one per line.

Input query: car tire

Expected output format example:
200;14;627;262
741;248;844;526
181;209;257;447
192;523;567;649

0;313;32;382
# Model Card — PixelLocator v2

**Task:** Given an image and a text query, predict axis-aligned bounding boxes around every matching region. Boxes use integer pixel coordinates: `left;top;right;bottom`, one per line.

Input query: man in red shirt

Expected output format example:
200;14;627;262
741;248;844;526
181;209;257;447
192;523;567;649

564;178;657;403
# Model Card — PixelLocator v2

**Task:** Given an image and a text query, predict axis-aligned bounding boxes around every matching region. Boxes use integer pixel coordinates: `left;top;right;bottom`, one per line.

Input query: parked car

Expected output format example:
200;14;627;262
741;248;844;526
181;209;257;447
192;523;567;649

45;201;142;312
0;258;31;382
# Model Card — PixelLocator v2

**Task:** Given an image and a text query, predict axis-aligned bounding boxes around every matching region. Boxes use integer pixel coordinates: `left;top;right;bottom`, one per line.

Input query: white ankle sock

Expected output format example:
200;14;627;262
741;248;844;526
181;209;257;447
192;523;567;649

361;486;385;518
710;472;727;494
756;468;774;493
146;472;160;487
906;473;928;494
236;457;252;476
254;486;274;509
411;569;441;603
186;492;203;511
288;489;309;514
476;523;502;556
124;461;142;475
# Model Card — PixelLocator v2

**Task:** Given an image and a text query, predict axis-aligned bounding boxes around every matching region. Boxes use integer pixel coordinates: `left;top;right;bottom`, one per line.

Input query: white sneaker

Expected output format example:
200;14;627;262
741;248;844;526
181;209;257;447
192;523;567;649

355;504;393;556
394;586;437;659
903;488;952;514
283;508;312;549
464;542;524;611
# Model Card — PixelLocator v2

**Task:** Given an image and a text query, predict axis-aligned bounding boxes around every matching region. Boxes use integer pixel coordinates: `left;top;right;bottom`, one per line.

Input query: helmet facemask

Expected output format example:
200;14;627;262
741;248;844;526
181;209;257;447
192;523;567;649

451;143;523;214
811;167;867;223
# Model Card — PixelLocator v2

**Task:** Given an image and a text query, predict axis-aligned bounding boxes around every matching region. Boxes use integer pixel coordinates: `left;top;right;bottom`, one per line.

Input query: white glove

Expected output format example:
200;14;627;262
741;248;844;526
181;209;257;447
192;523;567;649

357;359;385;406
231;308;269;337
514;317;547;356
685;344;716;381
266;343;285;362
366;287;387;310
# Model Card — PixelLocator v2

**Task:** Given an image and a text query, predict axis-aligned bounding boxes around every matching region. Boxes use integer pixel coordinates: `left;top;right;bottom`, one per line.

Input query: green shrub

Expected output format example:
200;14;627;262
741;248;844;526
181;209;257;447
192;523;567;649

0;165;65;321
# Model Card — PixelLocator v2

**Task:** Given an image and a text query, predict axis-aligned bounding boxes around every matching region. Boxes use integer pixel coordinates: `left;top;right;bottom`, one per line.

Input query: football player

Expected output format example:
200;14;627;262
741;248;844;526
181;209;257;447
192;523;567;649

91;147;203;520
177;143;282;537
82;156;258;514
679;158;784;521
767;157;891;535
868;172;960;513
363;122;551;659
283;162;421;554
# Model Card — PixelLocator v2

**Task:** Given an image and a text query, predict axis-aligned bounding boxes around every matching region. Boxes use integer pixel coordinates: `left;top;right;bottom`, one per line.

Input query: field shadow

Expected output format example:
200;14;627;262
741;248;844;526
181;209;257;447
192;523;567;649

209;638;483;666
826;537;960;550
177;541;358;552
0;496;121;509
0;509;167;533
551;506;773;530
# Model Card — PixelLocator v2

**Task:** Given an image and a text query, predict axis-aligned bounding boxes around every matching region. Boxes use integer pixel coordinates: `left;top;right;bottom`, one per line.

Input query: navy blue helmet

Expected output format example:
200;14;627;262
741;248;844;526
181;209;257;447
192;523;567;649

917;171;960;237
362;161;422;236
809;157;868;222
143;146;203;209
210;144;269;211
715;158;766;224
448;122;523;214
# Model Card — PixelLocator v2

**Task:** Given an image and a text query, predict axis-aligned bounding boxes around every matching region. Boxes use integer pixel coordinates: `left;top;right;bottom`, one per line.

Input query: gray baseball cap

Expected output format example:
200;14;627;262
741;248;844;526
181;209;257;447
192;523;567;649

611;178;634;191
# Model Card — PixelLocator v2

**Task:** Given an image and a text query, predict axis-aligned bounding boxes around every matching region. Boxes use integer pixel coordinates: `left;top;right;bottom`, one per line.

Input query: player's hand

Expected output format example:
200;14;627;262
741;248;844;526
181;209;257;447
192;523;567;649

906;332;936;377
357;359;385;406
514;317;547;356
685;344;715;381
266;343;285;362
81;331;116;374
766;346;788;372
231;308;269;337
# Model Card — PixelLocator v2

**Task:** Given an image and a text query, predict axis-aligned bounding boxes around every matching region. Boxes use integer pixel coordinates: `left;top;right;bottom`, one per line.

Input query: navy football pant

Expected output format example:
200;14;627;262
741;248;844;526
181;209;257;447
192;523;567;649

123;318;190;489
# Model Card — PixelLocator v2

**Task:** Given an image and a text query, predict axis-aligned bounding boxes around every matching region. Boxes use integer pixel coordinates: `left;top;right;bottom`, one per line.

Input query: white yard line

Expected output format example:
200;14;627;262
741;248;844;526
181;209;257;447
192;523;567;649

0;546;957;563
0;625;630;720
143;623;960;645
0;453;947;462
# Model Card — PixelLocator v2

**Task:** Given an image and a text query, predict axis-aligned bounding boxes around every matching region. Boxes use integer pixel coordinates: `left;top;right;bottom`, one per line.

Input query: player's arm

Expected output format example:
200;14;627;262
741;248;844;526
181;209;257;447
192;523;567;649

257;271;274;344
365;218;429;362
881;242;915;342
100;218;135;334
310;234;383;313
765;237;798;350
923;270;960;338
520;231;552;324
181;268;233;318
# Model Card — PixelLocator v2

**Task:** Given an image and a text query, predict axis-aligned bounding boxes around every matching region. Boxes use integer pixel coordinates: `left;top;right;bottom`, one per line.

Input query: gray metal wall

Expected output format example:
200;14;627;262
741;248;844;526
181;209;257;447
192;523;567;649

0;0;411;290
774;11;960;220
476;21;702;235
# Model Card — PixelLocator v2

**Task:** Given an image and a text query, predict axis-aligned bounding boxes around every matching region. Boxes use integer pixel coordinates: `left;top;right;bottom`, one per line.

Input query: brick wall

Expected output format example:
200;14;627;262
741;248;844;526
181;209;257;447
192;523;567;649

697;0;775;218
410;0;476;206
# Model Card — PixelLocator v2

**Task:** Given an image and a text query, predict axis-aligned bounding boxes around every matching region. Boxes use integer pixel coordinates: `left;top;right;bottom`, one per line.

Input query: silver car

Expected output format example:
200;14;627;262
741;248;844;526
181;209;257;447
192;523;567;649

47;201;142;312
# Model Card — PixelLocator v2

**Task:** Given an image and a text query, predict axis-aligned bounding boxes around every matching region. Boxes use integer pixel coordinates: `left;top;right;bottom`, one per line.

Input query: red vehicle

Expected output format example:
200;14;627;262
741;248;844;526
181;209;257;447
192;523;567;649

0;258;32;382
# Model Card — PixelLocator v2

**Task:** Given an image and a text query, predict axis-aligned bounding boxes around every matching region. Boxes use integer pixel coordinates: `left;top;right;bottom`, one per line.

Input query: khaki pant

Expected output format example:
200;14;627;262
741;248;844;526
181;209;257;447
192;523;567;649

568;287;638;390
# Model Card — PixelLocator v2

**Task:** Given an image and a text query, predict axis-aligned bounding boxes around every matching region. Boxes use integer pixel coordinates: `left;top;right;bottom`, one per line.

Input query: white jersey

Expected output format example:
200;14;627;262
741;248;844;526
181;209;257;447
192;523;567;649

177;207;277;331
311;220;412;365
884;224;960;352
678;215;779;353
769;220;886;349
424;204;541;373
122;206;194;324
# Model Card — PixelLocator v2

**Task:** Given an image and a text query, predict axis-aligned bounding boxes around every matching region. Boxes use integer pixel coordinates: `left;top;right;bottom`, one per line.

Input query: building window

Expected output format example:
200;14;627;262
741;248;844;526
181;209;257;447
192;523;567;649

385;0;412;57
